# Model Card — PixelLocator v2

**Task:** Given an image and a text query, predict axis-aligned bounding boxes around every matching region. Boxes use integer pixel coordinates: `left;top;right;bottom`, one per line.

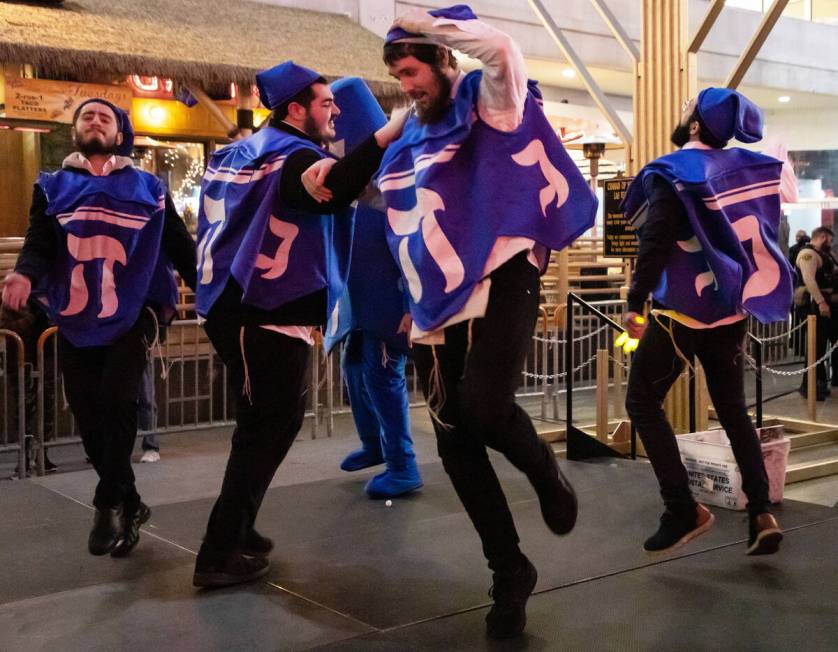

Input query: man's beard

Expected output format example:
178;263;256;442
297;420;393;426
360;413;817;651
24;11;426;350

77;134;119;158
302;114;333;146
415;66;452;124
670;123;691;148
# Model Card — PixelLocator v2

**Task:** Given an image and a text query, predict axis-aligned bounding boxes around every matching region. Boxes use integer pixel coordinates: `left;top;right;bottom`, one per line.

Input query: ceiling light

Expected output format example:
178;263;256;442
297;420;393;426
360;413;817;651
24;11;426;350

562;68;576;78
778;95;791;103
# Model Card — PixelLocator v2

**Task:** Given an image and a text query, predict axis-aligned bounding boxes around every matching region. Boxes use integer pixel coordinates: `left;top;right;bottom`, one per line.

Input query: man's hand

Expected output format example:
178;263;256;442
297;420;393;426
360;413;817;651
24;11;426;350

374;105;413;148
397;312;413;347
301;158;336;203
2;272;31;312
389;7;434;35
818;301;831;318
623;311;647;340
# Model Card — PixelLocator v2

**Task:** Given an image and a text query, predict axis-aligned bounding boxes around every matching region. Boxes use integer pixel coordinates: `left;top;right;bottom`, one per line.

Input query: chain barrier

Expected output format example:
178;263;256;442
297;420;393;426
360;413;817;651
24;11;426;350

748;319;807;343
746;339;838;377
532;324;610;345
522;352;599;381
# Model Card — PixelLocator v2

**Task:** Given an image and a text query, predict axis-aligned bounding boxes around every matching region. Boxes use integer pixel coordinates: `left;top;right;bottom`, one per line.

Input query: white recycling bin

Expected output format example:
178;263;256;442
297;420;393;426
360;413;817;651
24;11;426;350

675;426;790;511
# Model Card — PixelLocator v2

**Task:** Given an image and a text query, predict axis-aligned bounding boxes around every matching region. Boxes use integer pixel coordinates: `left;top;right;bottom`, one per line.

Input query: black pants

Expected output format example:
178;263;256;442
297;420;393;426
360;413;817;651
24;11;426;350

199;318;310;561
413;253;547;572
625;314;770;517
58;311;154;510
810;302;838;385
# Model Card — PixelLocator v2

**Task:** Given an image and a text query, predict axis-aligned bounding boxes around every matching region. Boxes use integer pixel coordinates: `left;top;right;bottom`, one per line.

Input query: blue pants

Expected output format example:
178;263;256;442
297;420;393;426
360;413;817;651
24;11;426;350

342;331;415;472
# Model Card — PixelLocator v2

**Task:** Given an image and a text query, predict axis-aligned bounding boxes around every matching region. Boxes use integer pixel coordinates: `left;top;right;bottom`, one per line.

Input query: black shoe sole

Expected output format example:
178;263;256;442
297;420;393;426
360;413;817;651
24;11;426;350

193;562;270;589
746;528;783;556
88;539;119;556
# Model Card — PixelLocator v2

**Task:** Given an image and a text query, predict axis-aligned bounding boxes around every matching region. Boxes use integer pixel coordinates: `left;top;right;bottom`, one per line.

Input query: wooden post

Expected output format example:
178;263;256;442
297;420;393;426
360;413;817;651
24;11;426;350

596;348;610;442
614;345;625;418
695;361;709;432
557;248;570;311
807;314;817;422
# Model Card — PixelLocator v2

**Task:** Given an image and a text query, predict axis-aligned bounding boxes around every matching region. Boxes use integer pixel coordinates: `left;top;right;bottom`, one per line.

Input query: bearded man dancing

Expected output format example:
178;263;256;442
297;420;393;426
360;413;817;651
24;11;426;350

378;5;596;639
3;99;197;557
623;88;793;557
193;61;408;588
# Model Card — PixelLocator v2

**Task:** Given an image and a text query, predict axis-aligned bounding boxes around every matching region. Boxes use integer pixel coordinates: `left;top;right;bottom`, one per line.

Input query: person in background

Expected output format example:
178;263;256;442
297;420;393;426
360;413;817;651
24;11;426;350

794;226;838;400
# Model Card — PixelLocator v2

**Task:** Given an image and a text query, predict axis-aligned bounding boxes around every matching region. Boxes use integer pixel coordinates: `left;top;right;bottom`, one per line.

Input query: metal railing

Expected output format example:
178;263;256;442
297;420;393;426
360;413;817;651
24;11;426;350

0;329;27;478
8;299;817;476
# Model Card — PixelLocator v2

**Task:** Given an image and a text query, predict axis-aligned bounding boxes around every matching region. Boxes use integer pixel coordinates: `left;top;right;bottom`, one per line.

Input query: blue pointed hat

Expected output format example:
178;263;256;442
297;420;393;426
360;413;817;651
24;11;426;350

695;87;764;144
385;4;478;45
74;97;134;156
256;60;322;110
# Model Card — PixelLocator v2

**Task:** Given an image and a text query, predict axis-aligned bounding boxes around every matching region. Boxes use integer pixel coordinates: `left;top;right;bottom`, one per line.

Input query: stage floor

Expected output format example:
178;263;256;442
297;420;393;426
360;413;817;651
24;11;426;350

1;440;837;651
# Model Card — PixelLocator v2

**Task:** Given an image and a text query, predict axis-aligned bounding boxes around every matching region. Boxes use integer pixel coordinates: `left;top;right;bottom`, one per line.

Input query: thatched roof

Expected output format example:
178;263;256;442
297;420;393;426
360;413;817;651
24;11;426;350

0;0;399;95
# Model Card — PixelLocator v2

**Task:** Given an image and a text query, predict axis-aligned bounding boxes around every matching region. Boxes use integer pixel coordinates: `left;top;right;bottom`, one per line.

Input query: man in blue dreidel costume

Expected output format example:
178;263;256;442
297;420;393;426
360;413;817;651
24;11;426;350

327;77;423;499
622;88;793;557
380;6;596;639
192;61;409;589
2;99;197;557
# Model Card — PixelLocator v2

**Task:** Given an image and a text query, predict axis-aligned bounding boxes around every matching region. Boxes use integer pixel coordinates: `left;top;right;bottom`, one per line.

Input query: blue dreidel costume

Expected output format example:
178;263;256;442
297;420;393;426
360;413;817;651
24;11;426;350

329;77;422;498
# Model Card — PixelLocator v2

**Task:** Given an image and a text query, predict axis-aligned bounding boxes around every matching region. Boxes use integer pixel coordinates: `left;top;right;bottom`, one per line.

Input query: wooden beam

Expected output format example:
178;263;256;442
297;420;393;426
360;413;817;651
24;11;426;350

528;0;633;146
185;84;239;138
688;0;726;54
590;0;639;62
724;0;790;89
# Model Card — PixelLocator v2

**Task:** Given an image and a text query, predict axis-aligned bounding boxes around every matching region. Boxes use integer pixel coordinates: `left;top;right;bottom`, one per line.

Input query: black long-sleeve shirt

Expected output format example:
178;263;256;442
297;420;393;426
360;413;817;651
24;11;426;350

626;174;690;314
15;168;198;291
208;121;386;326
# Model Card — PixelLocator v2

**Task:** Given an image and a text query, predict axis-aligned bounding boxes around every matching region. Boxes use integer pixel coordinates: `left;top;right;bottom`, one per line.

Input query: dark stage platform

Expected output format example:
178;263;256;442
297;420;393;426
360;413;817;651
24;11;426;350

1;456;836;651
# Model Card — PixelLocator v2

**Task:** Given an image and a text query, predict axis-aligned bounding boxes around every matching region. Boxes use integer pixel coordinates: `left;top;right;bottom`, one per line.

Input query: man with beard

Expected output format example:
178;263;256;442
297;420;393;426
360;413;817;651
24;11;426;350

795;226;838;399
192;61;409;589
623;88;792;558
3;98;197;557
373;6;596;639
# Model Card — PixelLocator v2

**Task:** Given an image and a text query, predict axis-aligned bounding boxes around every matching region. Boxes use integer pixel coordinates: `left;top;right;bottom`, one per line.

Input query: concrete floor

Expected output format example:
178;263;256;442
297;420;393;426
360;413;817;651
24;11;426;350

1;387;837;651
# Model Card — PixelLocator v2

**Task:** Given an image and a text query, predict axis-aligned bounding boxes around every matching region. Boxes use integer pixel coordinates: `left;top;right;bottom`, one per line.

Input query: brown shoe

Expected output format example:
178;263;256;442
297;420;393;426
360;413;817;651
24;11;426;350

746;513;783;556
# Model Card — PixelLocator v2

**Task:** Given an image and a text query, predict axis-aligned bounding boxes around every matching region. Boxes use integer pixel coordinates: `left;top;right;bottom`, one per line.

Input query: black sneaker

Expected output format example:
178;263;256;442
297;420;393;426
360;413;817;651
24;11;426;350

531;440;578;535
746;513;783;556
485;556;538;640
644;503;714;555
193;552;270;589
44;456;58;473
88;505;123;556
242;529;274;557
111;502;151;558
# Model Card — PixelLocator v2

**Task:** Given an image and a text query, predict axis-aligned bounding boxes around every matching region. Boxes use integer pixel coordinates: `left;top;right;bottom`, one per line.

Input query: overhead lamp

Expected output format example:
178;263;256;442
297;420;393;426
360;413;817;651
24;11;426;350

778;95;791;103
145;104;167;125
562;67;576;78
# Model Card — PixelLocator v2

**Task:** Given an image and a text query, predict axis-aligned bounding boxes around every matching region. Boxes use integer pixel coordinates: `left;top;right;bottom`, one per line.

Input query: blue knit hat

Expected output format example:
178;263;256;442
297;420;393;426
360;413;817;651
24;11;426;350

74;97;134;156
695;87;764;144
256;60;322;110
385;4;478;45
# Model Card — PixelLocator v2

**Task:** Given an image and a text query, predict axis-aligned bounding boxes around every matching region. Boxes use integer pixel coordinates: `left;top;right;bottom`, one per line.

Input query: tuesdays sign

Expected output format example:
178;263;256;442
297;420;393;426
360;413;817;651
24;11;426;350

3;76;132;123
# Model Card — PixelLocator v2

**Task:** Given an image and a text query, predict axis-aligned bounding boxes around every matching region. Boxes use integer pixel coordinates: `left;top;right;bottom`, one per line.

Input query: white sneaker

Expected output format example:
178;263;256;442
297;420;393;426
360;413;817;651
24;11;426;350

140;450;160;463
